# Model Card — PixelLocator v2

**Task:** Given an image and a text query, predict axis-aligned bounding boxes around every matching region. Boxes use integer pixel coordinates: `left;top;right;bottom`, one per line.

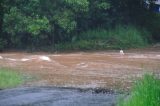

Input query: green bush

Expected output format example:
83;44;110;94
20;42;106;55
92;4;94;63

0;39;7;51
118;74;160;106
55;25;150;51
107;25;149;48
146;13;160;40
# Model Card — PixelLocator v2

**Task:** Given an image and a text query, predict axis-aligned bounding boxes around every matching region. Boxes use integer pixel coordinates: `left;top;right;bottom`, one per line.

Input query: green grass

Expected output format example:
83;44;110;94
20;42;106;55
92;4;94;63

118;74;160;106
55;25;150;51
0;68;23;89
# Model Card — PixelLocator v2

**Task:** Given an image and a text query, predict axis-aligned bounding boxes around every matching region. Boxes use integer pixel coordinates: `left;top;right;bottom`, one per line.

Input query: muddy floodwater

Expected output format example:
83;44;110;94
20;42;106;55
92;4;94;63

0;87;118;106
0;49;160;89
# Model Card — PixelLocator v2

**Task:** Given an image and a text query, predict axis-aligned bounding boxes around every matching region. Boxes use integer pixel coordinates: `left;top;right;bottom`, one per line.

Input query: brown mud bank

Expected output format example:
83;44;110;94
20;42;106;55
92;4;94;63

0;49;160;90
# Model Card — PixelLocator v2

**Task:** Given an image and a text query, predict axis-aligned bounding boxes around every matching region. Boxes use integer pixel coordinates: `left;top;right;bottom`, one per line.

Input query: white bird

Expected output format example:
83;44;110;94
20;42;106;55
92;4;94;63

120;50;124;55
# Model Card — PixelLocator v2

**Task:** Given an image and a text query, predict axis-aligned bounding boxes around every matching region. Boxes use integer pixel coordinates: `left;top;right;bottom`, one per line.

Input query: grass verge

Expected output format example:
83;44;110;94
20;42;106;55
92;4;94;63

0;68;23;89
117;74;160;106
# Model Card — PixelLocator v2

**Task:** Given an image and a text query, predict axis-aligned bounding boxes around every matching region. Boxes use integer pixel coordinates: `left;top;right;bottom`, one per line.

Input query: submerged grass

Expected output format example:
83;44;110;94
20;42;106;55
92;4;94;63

118;74;160;106
0;68;23;89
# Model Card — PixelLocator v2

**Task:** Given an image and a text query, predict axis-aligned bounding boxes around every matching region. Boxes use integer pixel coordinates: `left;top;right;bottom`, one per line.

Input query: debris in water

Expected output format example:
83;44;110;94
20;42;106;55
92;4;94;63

39;56;51;61
0;56;3;59
21;58;30;62
77;63;88;68
7;58;17;61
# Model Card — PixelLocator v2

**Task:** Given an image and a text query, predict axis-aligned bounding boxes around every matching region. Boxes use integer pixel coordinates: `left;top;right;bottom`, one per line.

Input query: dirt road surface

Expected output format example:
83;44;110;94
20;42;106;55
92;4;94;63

0;49;160;90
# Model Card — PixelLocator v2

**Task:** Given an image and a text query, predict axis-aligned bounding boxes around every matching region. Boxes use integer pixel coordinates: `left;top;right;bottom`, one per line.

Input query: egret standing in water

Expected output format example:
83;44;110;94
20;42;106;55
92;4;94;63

120;50;124;55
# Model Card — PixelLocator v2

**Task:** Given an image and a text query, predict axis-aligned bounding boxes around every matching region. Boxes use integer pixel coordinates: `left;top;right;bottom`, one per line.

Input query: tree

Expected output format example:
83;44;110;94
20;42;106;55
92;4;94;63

0;1;3;35
0;0;6;50
0;0;159;50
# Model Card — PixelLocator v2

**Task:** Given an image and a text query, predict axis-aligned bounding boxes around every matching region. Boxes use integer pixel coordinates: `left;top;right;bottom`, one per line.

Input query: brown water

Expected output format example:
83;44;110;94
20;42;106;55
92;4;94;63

0;49;160;89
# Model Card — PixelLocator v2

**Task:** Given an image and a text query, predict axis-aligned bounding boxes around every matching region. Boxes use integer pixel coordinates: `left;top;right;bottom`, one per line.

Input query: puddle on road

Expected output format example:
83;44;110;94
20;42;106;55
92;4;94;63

0;87;118;106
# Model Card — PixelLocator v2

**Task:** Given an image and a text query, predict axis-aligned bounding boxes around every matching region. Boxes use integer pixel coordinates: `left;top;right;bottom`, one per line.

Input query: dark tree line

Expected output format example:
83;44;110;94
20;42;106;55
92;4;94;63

0;0;159;50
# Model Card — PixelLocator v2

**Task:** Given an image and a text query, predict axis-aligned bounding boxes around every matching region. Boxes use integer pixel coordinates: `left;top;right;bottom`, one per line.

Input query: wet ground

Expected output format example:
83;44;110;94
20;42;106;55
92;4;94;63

0;87;118;106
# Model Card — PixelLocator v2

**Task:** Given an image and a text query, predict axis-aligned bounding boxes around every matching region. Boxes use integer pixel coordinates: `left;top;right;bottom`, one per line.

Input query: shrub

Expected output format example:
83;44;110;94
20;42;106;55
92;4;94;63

107;25;149;49
78;25;150;49
55;25;150;51
0;39;7;51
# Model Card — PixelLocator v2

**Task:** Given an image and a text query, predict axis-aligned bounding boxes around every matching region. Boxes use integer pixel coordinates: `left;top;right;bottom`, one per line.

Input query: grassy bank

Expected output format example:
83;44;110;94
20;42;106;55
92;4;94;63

118;74;160;106
0;68;23;89
55;25;150;51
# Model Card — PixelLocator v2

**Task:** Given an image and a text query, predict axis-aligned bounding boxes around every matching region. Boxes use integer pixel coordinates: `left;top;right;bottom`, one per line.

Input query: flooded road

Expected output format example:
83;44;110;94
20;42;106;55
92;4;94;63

0;87;118;106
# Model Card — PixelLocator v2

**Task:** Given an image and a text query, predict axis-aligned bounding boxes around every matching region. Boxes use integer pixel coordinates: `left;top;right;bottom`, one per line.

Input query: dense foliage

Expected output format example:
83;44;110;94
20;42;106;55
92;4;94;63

0;0;159;50
54;25;149;51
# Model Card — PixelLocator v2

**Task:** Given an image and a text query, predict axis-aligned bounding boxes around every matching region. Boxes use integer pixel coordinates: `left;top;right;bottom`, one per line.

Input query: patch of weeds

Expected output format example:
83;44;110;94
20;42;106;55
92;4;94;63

117;74;160;106
0;68;23;89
